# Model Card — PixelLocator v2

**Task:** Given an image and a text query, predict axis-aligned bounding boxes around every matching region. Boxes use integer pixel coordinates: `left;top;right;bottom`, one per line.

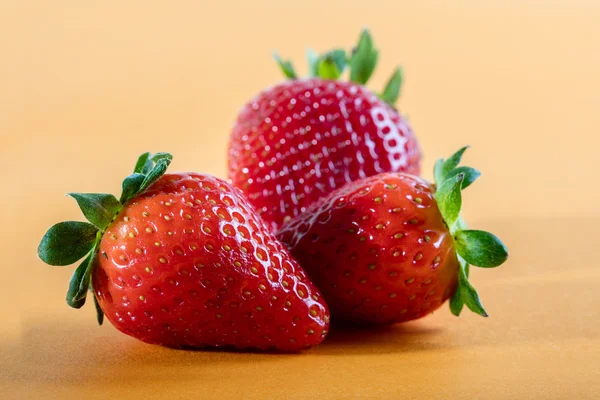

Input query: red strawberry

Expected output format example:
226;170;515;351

228;30;421;230
277;147;508;325
38;153;329;351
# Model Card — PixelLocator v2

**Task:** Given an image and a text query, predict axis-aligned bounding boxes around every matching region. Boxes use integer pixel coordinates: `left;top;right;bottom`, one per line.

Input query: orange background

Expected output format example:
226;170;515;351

1;1;598;399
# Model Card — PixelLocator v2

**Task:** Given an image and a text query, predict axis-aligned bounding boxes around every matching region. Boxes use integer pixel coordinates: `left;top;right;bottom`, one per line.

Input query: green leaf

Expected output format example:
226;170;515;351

435;173;464;228
67;193;121;230
440;146;469;180
134;152;152;174
380;67;403;106
458;263;488;317
317;49;347;80
455;215;468;232
455;230;508;268
350;29;378;84
92;290;104;326
121;152;173;203
461;254;471;278
150;152;173;165
38;221;98;266
449;289;464;316
139;159;169;192
327;49;347;72
273;52;297;79
120;173;145;203
307;48;319;77
446;166;480;190
66;250;95;308
434;158;445;185
449;256;470;316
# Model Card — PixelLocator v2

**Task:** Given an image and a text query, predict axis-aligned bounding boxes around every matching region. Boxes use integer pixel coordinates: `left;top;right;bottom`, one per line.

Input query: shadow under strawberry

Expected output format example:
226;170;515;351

310;319;445;356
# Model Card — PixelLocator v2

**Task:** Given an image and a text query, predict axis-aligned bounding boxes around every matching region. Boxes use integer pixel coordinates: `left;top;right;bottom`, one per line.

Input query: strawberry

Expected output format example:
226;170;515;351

228;30;421;230
277;147;508;325
38;153;329;351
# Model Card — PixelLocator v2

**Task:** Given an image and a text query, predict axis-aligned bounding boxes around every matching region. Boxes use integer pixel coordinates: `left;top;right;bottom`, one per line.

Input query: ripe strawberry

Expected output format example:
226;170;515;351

277;147;508;325
38;153;329;351
228;30;421;230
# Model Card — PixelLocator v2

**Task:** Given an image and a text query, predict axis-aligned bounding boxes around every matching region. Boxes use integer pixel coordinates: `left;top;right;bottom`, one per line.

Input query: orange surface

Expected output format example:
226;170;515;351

1;1;598;399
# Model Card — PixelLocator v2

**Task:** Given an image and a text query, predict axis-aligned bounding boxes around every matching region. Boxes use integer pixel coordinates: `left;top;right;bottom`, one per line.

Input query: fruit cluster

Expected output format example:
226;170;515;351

38;30;507;352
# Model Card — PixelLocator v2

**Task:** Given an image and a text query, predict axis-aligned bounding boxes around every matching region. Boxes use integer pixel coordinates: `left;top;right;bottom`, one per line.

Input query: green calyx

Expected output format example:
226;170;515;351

433;147;508;317
37;152;173;324
273;29;403;106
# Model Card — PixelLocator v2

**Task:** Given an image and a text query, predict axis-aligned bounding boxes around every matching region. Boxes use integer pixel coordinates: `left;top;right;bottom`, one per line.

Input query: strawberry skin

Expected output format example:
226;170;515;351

278;147;509;324
38;153;329;352
94;173;329;350
228;78;421;231
277;173;454;324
